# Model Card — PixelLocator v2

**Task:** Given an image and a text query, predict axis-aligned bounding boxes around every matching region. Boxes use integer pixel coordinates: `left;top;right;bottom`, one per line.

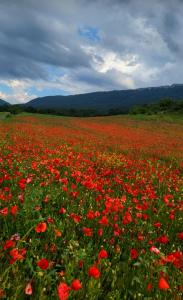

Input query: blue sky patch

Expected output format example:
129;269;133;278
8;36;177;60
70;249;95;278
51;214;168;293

78;26;100;42
0;84;12;94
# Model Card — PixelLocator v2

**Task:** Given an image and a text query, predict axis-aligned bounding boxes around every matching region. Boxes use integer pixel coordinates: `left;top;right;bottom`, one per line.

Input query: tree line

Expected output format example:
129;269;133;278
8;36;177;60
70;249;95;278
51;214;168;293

0;98;183;117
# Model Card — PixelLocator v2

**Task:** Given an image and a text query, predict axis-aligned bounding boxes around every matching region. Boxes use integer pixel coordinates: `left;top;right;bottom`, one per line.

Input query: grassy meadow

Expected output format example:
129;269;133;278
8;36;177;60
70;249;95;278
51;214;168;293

0;113;183;299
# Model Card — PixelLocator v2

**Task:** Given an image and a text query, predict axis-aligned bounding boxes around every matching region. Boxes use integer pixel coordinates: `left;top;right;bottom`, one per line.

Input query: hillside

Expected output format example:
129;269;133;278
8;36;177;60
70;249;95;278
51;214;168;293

25;84;183;112
0;99;10;106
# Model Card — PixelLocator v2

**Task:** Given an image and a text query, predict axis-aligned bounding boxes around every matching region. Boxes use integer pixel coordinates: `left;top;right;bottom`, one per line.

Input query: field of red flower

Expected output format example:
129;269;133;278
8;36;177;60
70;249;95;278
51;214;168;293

0;114;183;299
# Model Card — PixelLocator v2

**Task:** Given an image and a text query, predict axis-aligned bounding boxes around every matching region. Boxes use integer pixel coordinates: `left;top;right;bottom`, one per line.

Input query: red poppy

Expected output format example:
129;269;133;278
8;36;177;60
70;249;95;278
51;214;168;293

35;222;47;233
130;248;138;260
78;260;84;269
98;249;108;259
37;258;49;270
122;211;132;225
71;279;82;291
83;227;93;237
9;248;26;264
70;213;82;223
25;282;33;295
0;207;8;216
59;207;66;214
98;216;109;226
177;232;183;240
57;282;70;300
88;266;100;278
87;210;95;219
98;228;103;236
18;178;26;189
3;240;15;250
153;222;161;228
10;205;18;216
158;277;170;290
149;246;160;255
157;235;169;244
147;282;153;291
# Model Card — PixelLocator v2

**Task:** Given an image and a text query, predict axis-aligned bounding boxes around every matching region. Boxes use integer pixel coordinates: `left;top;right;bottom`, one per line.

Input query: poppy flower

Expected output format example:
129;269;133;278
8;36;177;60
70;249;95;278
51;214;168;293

157;235;169;244
153;222;161;228
88;266;100;278
98;216;109;226
54;228;62;237
25;282;33;295
35;222;47;233
37;258;49;270
18;178;26;189
147;282;153;291
83;227;93;237
177;232;183;240
10;205;18;216
87;210;95;219
158;277;170;290
71;279;82;291
130;248;138;260
149;246;160;255
98;228;103;236
3;240;15;250
57;282;70;300
59;207;66;214
78;260;84;269
0;207;8;216
98;249;108;259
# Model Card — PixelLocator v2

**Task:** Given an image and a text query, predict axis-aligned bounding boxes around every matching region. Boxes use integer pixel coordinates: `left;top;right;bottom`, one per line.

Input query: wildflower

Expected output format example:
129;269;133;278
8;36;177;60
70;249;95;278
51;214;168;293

57;282;70;300
9;247;26;264
59;207;66;214
37;259;49;270
70;213;82;223
78;260;84;269
54;228;62;237
88;266;100;278
0;289;5;298
130;248;138;260
147;282;153;291
3;240;15;250
18;178;26;189
122;211;132;225
83;227;93;237
150;246;160;255
87;210;95;219
35;222;47;233
153;222;161;228
71;279;82;291
98;216;109;226
25;282;33;295
177;232;183;240
10;205;18;216
98;249;108;259
98;228;103;236
157;235;169;244
0;207;8;216
158;277;170;290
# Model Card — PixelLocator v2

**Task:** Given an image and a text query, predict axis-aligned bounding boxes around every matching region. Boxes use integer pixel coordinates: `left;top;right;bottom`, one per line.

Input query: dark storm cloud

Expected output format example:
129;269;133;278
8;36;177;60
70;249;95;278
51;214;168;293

0;0;91;79
0;0;183;96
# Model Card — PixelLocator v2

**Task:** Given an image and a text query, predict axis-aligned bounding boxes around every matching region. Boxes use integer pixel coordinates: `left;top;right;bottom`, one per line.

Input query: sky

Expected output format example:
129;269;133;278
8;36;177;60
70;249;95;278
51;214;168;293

0;0;183;104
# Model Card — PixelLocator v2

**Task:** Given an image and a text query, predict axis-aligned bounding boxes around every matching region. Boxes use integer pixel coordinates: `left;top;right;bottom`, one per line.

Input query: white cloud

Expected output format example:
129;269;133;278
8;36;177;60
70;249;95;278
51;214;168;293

0;79;37;104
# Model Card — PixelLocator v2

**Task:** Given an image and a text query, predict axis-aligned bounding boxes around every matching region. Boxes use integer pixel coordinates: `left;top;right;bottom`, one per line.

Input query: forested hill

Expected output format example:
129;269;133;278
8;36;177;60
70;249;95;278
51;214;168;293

25;84;183;112
0;99;9;106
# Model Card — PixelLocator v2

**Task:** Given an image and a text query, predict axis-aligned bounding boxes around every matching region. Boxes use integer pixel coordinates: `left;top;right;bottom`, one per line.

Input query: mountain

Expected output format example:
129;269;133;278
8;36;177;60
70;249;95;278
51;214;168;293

25;84;183;112
0;99;10;106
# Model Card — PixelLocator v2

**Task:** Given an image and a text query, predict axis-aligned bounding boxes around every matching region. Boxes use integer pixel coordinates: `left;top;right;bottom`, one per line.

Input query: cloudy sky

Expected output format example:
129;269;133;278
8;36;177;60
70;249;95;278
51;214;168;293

0;0;183;104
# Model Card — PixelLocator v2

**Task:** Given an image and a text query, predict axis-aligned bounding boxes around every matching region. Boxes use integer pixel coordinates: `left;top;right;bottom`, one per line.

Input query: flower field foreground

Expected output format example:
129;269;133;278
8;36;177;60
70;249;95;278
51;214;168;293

0;114;183;299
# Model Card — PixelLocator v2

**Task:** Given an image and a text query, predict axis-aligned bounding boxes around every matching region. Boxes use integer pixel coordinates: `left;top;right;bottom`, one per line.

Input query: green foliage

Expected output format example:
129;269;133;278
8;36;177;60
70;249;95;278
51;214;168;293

130;98;183;115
